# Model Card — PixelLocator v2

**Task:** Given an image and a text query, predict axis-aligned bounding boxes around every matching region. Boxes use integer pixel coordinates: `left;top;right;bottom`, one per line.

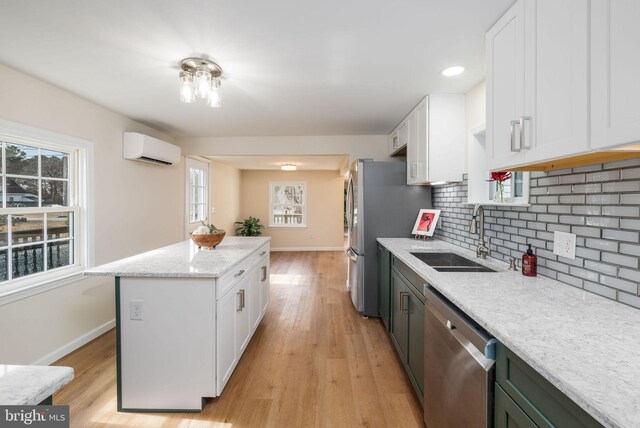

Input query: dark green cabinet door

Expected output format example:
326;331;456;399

496;384;539;428
377;245;391;330
406;289;424;401
390;271;407;360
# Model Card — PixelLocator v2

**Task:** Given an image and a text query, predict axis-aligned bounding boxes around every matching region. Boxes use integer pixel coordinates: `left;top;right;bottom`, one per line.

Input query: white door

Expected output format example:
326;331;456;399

249;265;261;332
486;0;526;170
259;255;270;317
236;275;252;354
591;0;640;149
185;157;210;238
523;0;589;163
216;285;238;394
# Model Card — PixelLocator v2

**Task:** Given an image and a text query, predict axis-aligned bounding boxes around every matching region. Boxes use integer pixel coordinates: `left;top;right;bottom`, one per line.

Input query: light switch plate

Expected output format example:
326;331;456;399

553;231;576;260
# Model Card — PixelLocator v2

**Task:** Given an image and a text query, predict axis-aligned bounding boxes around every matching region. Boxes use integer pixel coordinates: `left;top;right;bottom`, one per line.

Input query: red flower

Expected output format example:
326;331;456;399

488;171;512;182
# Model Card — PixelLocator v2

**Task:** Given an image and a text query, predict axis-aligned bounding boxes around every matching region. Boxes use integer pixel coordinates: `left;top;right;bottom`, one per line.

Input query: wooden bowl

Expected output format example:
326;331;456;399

190;230;226;249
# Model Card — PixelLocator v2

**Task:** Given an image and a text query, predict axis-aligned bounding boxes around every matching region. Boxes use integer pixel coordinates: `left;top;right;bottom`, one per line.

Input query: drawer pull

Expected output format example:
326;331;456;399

234;269;245;278
260;251;267;256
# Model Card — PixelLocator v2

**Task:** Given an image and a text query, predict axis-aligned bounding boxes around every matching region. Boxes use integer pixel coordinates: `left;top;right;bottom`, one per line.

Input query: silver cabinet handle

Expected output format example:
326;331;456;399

237;290;242;311
399;292;410;313
259;251;267;256
520;116;531;150
261;266;267;282
234;269;245;278
510;120;521;152
237;289;245;310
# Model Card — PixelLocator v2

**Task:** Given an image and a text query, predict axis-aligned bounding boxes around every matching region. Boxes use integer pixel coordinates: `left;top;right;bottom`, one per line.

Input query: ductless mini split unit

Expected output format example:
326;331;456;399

123;132;181;166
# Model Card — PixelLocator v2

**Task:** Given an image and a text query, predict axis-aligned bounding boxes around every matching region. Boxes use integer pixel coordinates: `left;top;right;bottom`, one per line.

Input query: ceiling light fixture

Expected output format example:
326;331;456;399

281;164;297;171
441;66;465;77
179;57;223;108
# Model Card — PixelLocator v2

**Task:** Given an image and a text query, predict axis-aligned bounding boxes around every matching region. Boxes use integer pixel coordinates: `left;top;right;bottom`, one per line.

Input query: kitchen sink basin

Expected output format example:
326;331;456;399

410;252;497;273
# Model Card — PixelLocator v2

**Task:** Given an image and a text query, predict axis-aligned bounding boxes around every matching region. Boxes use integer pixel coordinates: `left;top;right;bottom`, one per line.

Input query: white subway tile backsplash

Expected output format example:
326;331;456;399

602;229;639;243
432;161;640;310
601;253;638;268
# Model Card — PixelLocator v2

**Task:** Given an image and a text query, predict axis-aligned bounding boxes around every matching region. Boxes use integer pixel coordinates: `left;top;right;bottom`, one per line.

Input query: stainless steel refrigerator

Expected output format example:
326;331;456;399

346;159;432;316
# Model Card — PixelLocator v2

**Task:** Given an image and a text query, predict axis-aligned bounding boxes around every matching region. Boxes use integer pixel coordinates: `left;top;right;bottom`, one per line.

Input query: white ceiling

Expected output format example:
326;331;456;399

208;155;348;171
0;0;513;138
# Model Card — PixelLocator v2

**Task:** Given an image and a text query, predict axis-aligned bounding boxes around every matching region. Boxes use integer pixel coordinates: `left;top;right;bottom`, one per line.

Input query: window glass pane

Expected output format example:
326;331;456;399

513;172;524;197
0;215;7;247
41;149;69;179
6;144;38;176
47;212;72;240
6;178;38;207
189;204;195;223
41;179;68;206
47;240;73;270
0;249;7;282
12;243;45;279
12;213;44;245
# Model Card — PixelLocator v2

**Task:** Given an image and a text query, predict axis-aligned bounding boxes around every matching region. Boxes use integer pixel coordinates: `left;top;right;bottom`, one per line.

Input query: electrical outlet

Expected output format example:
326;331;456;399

130;300;144;320
553;231;576;260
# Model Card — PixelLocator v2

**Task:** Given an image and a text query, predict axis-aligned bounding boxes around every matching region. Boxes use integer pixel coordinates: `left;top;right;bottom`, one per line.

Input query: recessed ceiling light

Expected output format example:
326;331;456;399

441;66;465;77
281;164;297;171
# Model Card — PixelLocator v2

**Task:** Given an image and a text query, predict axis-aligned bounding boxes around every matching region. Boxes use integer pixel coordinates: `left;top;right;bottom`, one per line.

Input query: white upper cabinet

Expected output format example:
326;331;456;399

487;0;590;170
393;95;465;185
486;0;526;170
591;0;640;150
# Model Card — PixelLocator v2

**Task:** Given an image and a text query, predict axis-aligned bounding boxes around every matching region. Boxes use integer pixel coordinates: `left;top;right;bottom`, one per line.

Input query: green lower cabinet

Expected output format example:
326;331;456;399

496;343;604;428
406;289;424;398
389;270;407;361
387;255;425;405
496;384;538;428
377;244;391;330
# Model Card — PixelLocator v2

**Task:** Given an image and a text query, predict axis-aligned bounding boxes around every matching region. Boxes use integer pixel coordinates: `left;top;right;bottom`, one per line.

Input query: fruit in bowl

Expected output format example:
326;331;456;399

190;221;226;249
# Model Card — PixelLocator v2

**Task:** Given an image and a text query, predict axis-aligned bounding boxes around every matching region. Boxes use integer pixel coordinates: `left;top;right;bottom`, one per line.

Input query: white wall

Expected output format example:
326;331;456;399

179;135;393;173
0;64;184;364
464;81;486;173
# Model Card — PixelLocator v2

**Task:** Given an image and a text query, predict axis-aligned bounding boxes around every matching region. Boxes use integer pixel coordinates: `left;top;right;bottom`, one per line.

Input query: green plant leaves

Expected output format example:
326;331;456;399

234;216;264;236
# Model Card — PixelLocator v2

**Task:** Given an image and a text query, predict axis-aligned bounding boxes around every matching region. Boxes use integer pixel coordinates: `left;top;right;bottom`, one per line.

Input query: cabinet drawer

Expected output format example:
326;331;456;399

217;260;251;300
392;256;425;303
496;343;603;428
251;243;270;267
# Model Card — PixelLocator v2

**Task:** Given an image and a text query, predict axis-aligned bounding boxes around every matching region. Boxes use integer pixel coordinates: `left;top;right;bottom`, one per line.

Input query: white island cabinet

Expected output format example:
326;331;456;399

84;236;270;412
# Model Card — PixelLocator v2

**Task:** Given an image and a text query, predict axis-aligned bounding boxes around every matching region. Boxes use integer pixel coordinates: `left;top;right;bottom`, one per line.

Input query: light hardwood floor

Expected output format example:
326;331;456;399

53;251;423;427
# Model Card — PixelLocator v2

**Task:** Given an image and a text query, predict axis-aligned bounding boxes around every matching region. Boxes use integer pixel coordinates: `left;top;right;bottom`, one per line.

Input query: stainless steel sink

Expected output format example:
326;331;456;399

410;252;496;273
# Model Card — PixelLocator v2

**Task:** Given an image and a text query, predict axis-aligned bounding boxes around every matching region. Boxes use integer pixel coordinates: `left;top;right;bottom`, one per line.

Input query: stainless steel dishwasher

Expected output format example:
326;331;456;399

423;285;496;428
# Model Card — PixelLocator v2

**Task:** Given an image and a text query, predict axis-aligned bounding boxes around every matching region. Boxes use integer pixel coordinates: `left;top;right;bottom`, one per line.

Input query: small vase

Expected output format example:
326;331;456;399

495;182;506;203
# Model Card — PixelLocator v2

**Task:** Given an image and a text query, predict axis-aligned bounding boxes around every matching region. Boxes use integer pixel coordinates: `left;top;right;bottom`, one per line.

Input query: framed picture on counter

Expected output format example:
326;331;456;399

411;209;441;237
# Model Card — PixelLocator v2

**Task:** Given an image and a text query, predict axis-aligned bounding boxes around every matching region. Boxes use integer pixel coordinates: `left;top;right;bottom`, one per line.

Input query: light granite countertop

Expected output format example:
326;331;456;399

0;365;74;405
84;236;271;278
378;237;640;428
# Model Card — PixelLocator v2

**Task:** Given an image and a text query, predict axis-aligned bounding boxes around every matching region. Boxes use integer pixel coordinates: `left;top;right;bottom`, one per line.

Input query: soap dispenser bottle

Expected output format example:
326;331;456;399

522;244;537;277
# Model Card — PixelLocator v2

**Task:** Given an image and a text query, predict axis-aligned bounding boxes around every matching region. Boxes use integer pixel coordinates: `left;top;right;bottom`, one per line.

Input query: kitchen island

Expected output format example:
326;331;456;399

85;236;271;412
378;238;640;428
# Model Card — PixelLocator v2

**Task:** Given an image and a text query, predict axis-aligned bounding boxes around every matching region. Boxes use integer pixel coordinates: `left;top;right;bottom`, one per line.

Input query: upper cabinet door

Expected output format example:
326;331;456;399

523;0;590;163
486;0;526;170
591;0;640;149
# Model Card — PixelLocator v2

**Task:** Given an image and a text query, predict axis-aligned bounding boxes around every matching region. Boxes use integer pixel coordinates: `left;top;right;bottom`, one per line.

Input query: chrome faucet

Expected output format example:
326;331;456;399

470;204;490;259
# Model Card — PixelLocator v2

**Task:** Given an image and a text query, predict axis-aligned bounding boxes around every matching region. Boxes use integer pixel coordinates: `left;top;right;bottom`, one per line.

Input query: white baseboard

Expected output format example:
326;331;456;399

32;319;116;366
271;246;346;252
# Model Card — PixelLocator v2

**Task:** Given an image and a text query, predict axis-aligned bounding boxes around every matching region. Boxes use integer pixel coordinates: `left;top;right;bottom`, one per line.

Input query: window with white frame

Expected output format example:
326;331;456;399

269;182;307;227
0;129;89;289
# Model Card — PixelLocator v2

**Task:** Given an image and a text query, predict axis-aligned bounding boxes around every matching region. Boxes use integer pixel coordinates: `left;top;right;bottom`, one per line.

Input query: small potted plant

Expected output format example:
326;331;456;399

235;216;265;236
190;221;226;249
